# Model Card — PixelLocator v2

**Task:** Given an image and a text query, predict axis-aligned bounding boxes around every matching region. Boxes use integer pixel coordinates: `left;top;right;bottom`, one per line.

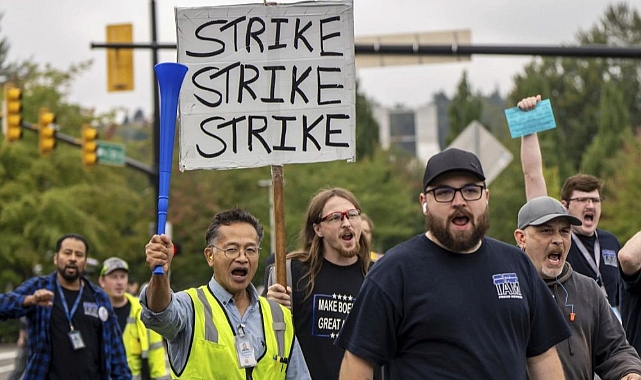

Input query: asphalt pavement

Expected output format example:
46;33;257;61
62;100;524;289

0;343;18;380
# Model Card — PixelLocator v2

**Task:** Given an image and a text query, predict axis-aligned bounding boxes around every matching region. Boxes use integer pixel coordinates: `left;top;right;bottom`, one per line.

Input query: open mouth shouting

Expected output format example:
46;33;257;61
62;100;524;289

546;251;564;267
341;230;355;242
230;266;249;283
450;211;472;230
582;211;596;227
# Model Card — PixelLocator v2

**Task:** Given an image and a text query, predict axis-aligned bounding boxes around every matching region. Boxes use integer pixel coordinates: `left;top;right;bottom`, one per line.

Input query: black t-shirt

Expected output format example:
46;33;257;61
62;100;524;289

335;235;571;379
113;301;131;334
263;253;373;380
567;229;621;307
47;282;103;380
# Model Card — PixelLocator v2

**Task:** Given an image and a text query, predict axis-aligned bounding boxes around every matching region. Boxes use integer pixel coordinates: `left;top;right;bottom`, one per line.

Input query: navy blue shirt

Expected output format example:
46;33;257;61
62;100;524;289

335;235;571;379
567;229;621;307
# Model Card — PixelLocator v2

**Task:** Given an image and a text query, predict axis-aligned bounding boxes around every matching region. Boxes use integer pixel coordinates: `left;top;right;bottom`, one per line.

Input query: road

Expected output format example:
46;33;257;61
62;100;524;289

0;344;18;380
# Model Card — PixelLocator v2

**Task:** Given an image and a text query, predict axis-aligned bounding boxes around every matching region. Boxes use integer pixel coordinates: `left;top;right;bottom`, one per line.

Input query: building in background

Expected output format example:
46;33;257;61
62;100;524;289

373;99;512;185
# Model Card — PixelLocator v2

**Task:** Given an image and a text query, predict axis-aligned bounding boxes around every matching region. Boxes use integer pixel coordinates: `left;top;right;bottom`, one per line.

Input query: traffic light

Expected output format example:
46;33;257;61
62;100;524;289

38;107;56;156
81;124;98;168
2;84;22;142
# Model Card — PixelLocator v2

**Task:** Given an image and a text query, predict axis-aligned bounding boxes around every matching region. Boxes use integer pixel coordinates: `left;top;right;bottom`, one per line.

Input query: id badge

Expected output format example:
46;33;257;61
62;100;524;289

235;334;257;368
68;330;86;351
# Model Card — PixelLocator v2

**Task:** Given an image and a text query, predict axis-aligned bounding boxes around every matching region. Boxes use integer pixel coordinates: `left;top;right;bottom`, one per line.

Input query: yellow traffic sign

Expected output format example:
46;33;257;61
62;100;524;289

106;23;134;92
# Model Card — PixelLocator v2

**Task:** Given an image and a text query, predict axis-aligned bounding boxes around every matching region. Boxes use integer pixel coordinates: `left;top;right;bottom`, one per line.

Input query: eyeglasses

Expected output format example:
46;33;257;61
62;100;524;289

425;184;486;203
320;209;361;224
568;197;603;204
209;245;261;259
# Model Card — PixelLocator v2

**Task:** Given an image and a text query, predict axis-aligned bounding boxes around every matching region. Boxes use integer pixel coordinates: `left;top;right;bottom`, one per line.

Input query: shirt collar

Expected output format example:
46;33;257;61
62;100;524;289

208;275;259;307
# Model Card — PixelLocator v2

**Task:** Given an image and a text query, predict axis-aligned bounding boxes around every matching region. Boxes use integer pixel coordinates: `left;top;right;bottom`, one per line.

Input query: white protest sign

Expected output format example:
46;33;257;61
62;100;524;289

175;1;355;171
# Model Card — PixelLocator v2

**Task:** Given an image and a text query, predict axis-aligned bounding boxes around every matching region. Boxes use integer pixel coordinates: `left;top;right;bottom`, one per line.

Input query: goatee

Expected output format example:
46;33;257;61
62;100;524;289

58;266;81;282
337;241;360;258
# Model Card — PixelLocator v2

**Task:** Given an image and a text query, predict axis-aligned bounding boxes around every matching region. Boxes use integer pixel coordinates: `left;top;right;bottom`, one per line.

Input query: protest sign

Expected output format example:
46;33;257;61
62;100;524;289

176;1;355;170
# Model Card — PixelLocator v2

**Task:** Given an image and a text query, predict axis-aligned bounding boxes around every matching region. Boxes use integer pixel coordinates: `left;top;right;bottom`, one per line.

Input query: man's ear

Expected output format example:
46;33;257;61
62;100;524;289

203;247;214;263
313;223;323;238
419;192;427;214
513;229;526;249
561;199;568;208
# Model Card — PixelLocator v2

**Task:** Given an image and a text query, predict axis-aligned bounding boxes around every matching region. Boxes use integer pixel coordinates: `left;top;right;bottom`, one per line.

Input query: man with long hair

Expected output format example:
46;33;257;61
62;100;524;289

265;187;372;380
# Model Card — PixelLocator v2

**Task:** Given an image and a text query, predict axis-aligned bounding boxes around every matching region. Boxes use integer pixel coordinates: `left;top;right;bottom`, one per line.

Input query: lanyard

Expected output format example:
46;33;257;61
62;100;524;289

572;231;601;281
56;278;84;331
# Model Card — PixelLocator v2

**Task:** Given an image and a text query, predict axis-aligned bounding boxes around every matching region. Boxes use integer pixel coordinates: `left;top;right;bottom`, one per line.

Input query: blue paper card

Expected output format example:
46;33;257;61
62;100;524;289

504;99;556;138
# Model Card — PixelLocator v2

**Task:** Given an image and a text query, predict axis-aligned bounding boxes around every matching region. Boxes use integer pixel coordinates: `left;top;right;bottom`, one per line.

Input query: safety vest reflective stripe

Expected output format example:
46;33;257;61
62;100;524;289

195;287;219;343
268;299;286;359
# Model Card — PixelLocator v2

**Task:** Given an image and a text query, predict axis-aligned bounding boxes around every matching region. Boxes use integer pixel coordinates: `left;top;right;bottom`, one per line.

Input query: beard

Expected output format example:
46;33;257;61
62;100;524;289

427;207;490;252
336;242;360;258
58;264;81;282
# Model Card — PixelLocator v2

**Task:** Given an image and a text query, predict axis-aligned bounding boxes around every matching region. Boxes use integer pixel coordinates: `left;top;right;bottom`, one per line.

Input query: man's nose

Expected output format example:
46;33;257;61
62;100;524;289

451;189;467;206
340;215;352;227
551;231;564;244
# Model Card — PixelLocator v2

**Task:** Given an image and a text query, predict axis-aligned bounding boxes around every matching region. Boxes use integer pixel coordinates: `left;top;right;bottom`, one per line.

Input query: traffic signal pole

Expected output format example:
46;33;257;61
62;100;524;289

18;121;156;176
90;13;641;226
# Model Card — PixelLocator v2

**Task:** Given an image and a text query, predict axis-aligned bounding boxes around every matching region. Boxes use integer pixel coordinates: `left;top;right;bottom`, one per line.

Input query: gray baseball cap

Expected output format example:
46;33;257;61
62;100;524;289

100;257;129;276
517;196;582;230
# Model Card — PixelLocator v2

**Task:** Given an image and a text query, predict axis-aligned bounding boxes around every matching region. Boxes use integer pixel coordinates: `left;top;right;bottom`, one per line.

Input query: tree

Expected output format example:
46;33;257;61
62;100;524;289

355;80;380;159
598;138;641;242
511;3;641;177
0;57;151;289
580;81;632;176
447;71;482;145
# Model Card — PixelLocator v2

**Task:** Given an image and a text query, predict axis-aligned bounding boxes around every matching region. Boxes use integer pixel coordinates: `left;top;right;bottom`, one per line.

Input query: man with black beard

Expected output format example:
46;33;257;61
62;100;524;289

0;233;130;380
336;148;571;380
265;187;376;380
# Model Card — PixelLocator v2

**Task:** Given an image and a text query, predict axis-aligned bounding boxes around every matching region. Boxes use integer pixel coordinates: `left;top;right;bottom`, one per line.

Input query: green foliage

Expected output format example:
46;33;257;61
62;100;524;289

581;81;632;176
447;71;482;144
355;80;380;159
486;137;524;244
510;3;641;178
164;147;425;290
598;138;641;243
0;55;151;295
0;138;150;283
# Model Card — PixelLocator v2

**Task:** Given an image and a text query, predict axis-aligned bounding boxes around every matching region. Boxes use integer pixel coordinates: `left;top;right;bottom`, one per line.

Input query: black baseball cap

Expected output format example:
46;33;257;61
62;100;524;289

423;148;485;190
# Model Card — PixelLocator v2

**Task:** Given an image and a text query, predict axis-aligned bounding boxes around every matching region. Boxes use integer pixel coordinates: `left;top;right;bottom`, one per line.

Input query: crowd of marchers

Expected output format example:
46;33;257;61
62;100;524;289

4;95;641;380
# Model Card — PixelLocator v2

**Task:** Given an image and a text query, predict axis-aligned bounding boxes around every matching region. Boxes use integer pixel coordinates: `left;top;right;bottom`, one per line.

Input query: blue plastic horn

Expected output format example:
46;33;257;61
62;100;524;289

153;62;188;275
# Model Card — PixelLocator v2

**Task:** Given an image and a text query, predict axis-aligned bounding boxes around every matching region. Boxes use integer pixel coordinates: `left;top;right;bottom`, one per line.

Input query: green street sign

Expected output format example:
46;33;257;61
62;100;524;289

97;141;126;166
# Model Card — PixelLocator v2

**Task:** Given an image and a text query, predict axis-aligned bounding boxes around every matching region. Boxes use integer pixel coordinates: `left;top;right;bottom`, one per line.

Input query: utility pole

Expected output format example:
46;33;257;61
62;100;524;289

150;0;160;227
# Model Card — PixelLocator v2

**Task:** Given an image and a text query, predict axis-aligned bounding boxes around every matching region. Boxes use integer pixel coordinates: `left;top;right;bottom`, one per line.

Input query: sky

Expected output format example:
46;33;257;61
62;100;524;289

0;0;623;119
